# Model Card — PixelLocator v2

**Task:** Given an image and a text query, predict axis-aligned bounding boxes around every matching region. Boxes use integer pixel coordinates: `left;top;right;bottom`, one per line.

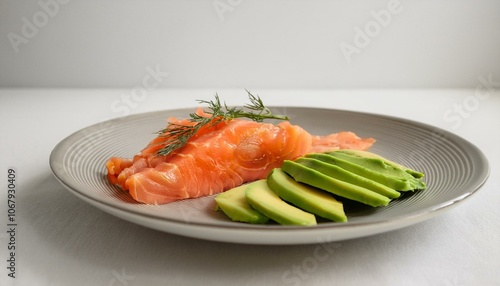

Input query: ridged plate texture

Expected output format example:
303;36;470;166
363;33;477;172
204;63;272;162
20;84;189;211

50;107;490;245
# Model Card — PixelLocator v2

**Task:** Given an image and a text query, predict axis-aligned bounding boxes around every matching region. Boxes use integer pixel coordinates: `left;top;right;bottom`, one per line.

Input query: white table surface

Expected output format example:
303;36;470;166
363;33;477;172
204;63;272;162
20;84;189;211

0;88;499;286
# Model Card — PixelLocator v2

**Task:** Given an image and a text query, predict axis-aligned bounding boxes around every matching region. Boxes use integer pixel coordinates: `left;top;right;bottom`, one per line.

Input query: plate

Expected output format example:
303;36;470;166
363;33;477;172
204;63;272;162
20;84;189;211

49;107;490;245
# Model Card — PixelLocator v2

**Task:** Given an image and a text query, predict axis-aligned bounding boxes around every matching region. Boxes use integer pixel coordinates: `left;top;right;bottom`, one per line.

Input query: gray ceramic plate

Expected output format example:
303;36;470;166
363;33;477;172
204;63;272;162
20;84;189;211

49;107;489;245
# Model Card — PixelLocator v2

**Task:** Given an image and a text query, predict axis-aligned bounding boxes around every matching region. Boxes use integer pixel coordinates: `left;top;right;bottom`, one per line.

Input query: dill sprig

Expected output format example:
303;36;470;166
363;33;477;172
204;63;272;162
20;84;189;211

155;91;289;157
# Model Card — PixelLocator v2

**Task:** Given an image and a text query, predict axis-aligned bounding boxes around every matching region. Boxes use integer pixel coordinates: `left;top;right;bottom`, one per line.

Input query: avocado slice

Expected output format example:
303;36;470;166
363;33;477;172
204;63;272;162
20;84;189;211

215;183;269;224
294;157;401;199
327;151;426;191
245;179;317;226
281;160;391;207
267;168;347;223
306;153;422;191
334;149;425;178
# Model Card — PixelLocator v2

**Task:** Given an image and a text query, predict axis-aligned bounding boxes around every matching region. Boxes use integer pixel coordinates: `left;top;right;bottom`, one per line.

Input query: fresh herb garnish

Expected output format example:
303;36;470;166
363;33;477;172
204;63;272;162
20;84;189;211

155;91;289;157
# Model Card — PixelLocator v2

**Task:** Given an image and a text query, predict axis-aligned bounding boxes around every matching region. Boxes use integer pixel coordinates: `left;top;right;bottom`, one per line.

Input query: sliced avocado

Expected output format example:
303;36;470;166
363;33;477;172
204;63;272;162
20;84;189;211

215;183;269;224
245;179;317;226
294;157;401;199
306;153;422;191
334;149;425;178
281;160;391;207
267;168;347;223
327;151;426;191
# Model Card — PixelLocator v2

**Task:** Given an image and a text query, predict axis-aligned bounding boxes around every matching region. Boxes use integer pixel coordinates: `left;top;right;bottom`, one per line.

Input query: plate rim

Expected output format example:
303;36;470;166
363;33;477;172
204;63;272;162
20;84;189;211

49;107;491;240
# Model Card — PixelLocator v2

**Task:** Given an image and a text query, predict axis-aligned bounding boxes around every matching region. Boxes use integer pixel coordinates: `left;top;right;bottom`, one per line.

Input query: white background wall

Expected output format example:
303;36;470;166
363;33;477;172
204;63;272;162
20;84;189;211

1;0;499;89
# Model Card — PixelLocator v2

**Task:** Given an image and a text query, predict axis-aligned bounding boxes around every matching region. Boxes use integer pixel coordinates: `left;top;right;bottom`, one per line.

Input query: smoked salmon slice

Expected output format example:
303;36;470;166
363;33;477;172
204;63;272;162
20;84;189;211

106;113;375;205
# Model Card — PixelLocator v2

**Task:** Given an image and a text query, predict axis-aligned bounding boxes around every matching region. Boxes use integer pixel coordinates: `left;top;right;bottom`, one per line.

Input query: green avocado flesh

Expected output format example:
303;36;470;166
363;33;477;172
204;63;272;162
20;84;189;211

294;157;401;199
306;152;426;191
214;183;269;224
336;150;425;178
327;151;427;191
215;150;426;226
281;160;391;207
267;168;347;223
245;179;317;226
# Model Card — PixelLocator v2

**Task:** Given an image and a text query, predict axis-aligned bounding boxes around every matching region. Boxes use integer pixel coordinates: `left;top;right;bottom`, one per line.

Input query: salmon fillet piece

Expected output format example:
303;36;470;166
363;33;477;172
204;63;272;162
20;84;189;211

106;117;375;205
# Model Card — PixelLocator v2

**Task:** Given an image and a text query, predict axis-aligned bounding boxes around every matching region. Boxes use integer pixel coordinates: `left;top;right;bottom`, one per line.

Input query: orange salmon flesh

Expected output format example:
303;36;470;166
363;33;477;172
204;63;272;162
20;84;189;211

106;115;375;205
